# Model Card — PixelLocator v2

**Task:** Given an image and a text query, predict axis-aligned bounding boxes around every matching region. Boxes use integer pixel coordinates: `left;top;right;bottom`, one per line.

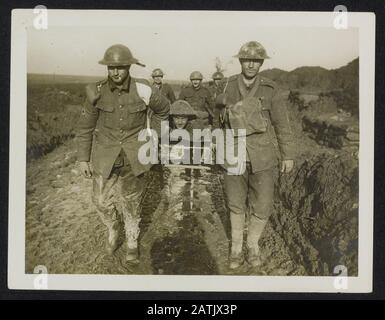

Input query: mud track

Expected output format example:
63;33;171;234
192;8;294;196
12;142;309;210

26;139;358;276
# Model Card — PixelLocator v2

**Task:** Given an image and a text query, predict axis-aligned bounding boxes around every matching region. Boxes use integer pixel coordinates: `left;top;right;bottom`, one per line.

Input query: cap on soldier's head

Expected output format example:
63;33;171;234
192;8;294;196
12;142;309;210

190;71;203;80
152;68;164;77
170;100;197;119
99;44;146;67
212;71;224;80
234;41;270;60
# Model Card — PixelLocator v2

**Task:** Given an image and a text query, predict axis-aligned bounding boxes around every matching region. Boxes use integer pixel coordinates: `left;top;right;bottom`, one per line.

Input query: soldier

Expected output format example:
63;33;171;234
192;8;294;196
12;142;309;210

151;68;176;103
161;100;197;165
169;100;197;131
208;71;225;129
179;71;215;129
216;41;295;269
75;44;170;263
208;71;225;100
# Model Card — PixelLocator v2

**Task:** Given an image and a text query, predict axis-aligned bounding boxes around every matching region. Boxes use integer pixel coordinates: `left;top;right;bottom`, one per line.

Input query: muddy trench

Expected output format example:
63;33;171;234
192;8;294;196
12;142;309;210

25;139;358;276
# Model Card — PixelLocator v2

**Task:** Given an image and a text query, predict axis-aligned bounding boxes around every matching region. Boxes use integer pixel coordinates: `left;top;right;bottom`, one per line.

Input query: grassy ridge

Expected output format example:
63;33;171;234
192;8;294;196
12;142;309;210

27;81;86;159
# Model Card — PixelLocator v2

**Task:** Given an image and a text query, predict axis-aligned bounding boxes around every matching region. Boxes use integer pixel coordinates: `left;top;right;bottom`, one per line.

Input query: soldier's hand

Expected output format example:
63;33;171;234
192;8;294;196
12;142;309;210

79;161;93;178
280;160;294;174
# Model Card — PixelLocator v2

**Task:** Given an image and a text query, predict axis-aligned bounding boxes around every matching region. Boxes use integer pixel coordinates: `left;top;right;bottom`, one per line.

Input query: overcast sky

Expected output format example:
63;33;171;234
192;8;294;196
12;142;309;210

27;15;358;80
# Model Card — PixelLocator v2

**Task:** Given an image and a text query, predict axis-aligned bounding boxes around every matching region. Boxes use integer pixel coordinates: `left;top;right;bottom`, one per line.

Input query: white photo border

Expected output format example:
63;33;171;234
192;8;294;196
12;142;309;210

8;9;375;292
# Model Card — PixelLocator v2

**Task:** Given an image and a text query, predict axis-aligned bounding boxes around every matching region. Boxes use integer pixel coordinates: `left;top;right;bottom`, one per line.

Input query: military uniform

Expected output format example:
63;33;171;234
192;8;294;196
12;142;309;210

153;83;176;103
220;74;294;171
76;75;169;254
150;69;176;132
178;85;214;129
208;72;225;99
208;81;225;128
218;41;295;269
208;81;224;99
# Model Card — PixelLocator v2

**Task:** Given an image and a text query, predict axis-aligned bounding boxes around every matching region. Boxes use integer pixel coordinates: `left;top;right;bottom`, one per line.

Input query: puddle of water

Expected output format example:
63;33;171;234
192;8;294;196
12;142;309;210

150;214;219;275
148;167;221;275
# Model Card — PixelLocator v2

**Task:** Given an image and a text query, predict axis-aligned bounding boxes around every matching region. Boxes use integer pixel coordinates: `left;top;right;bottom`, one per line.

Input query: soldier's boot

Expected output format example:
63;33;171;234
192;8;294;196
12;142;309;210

228;213;245;270
106;221;120;254
124;216;141;264
126;247;139;264
246;216;267;267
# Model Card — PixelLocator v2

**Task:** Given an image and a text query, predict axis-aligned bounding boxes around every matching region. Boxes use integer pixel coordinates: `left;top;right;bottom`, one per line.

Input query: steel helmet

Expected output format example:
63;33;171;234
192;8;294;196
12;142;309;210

234;41;270;60
151;68;164;77
212;71;224;80
99;44;145;67
189;71;203;80
170;100;197;119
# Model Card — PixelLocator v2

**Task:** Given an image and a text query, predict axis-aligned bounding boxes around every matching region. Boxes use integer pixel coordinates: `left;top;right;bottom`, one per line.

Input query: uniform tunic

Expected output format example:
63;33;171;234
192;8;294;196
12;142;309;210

153;82;176;103
76;76;169;178
220;74;295;173
207;81;225;128
208;81;225;99
179;85;214;128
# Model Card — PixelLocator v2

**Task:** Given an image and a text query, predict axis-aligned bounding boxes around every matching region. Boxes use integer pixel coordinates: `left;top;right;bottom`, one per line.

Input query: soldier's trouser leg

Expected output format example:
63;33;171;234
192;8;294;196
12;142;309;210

116;166;148;251
247;168;275;258
224;170;248;257
92;170;121;251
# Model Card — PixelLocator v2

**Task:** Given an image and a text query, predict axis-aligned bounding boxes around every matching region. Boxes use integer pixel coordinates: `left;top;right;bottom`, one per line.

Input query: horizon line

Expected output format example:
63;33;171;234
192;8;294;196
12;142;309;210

27;56;359;81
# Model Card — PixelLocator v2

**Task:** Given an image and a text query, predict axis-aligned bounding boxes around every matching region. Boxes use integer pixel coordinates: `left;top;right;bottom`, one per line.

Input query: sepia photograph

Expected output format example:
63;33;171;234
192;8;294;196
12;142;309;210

8;9;374;292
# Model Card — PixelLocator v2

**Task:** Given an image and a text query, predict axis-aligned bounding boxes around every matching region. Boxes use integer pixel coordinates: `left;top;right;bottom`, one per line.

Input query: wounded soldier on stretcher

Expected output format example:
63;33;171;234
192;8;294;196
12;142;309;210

159;100;215;166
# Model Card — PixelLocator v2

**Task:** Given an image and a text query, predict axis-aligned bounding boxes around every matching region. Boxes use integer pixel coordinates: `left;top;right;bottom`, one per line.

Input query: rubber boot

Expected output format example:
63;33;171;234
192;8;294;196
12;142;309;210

126;247;139;264
125;216;141;264
106;221;120;254
228;213;245;270
246;215;267;267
